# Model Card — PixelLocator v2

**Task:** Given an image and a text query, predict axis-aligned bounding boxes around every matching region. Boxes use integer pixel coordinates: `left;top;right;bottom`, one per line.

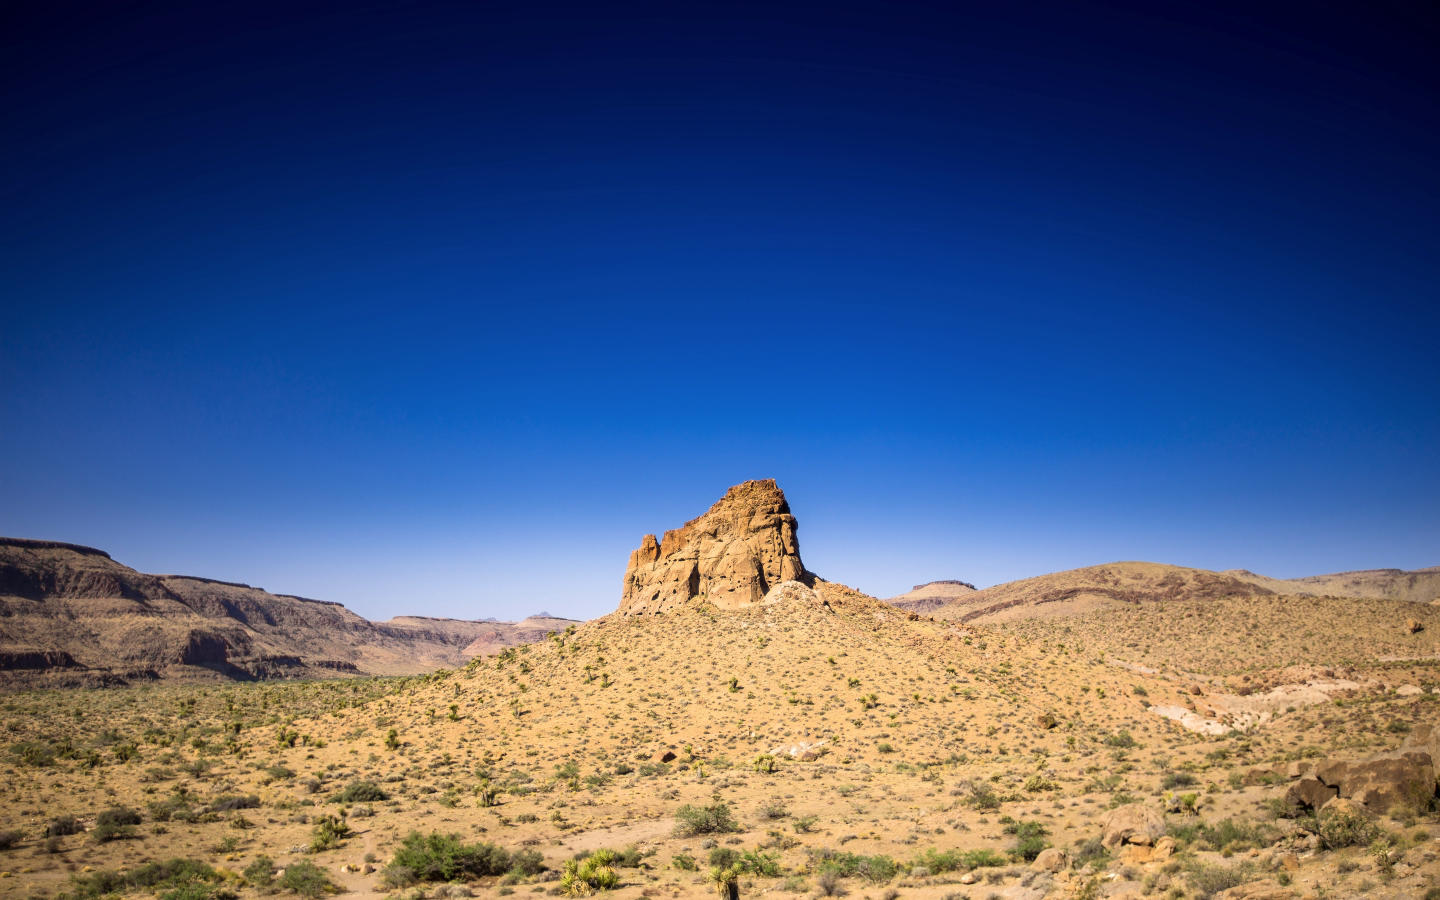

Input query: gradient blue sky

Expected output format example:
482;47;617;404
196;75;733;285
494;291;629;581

3;1;1437;622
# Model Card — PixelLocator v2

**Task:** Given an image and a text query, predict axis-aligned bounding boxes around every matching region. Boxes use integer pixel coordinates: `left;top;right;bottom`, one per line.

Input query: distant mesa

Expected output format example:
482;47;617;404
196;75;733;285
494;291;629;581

528;612;556;619
620;479;813;615
886;579;978;614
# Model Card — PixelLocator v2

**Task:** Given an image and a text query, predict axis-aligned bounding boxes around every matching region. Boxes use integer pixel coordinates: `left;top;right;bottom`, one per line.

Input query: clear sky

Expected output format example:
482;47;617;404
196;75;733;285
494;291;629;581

2;1;1436;622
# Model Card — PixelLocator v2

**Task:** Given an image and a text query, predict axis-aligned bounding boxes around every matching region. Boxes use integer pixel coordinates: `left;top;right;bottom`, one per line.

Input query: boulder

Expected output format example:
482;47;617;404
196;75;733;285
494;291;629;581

1031;847;1067;873
1283;761;1312;779
1035;712;1059;730
619;480;811;615
1285;774;1338;811
1407;618;1423;634
1402;724;1440;783
1099;804;1165;850
1333;749;1434;812
1243;766;1276;786
1319;797;1372;820
656;750;677;763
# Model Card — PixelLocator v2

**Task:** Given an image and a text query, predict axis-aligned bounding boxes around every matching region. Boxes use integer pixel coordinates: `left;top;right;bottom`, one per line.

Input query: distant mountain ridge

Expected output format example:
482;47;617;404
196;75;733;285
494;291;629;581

897;560;1440;624
0;537;580;686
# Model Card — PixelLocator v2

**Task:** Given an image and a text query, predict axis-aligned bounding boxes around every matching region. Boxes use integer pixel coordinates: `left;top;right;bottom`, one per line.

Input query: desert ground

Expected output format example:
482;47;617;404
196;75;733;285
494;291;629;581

3;577;1439;900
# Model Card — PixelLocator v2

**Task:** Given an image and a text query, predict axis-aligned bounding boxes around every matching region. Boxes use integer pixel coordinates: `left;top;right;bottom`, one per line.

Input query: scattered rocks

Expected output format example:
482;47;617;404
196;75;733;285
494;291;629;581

1312;748;1435;811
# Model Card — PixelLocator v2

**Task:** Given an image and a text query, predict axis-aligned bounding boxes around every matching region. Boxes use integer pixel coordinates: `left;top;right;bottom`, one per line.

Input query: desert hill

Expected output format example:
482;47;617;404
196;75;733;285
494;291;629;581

0;537;578;685
1223;565;1440;604
916;561;1275;624
886;580;978;614
3;483;1440;900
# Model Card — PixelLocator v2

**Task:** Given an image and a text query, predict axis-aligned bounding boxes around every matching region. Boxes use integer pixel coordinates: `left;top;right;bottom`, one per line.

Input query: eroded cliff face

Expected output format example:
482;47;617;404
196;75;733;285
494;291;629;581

620;479;811;615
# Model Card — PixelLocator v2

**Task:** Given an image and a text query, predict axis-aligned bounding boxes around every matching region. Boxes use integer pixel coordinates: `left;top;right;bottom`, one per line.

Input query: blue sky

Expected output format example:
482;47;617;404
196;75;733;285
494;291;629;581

2;1;1436;621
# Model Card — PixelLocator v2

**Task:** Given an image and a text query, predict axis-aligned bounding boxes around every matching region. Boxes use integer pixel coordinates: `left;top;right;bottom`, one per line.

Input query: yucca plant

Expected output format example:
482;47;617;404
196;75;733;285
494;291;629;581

561;850;620;897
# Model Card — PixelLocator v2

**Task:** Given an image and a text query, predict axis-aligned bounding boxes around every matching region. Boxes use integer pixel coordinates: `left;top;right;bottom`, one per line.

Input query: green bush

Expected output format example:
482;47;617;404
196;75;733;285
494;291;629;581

1070;837;1110;870
673;801;738;836
243;855;277;887
1162;772;1198;790
331;781;388;804
739;849;781;877
97;807;142;828
384;830;513;884
1307;806;1382;850
69;857;219;899
671;853;698;871
278;860;339;898
912;847;1005;874
1183;860;1256;900
810;849;900;883
511;848;547;876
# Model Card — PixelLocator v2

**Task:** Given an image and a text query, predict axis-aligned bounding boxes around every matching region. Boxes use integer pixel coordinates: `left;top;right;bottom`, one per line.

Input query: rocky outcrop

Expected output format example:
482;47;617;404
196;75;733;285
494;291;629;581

619;480;811;615
1099;803;1166;849
1286;746;1437;813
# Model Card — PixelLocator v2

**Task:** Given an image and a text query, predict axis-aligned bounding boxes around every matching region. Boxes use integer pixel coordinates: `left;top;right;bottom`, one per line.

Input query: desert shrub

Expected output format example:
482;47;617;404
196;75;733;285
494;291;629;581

279;860;339;898
332;781;388;804
753;753;778;773
671;853;698;871
758;801;789;819
1304;806;1383;850
265;765;295;782
738;850;781;877
69;857;219;899
209;795;261;812
793;815;820;834
309;814;351;852
560;850;620;897
1003;820;1051;862
876;744;895;754
1162;772;1199;790
1199;818;1275;852
813;871;846;897
510;848;546;876
709;848;740;869
0;830;19;850
1023;775;1057;792
1183;860;1255;900
1105;731;1137;749
913;847;1005;874
243;855;277;887
811;850;900;883
1070;837;1109;870
673;801;738;836
384;830;513;884
638;762;671;777
97;807;142;828
48;816;82;837
11;741;56;768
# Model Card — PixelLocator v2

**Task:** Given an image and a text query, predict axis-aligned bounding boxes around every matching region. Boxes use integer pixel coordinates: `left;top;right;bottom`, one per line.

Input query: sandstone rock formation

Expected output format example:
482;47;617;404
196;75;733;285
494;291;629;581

619;480;811;615
1099;803;1166;849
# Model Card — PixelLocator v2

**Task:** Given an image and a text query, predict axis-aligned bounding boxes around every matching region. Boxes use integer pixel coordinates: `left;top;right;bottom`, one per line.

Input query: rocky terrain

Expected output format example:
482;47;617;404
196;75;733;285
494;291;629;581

0;483;1437;900
0;538;578;686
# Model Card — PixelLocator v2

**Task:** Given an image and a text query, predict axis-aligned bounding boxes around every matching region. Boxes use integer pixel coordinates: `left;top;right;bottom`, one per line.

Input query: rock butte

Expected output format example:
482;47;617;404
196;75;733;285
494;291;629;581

620;479;812;615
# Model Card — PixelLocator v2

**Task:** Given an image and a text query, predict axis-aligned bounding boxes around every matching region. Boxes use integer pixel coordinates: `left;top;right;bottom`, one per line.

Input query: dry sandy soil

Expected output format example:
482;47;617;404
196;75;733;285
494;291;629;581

2;579;1438;900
